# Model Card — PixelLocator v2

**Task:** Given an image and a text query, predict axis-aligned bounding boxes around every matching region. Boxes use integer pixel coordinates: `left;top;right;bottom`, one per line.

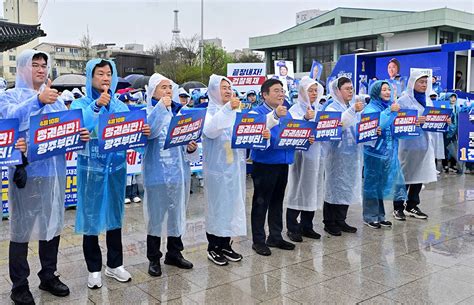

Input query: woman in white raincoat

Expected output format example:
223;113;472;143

0;49;88;302
323;77;365;236
285;77;324;242
203;74;272;266
396;70;450;219
142;73;199;277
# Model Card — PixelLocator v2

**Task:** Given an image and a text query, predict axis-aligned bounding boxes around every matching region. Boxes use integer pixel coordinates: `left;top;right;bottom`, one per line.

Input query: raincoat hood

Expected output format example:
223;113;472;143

207;74;233;113
369;80;394;110
404;70;432;102
330;76;354;107
15;49;52;90
145;73;178;106
84;58;118;98
297;76;323;108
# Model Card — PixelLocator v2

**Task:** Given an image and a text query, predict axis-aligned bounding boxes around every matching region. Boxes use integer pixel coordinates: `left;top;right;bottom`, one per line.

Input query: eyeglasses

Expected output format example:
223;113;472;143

32;63;48;70
272;89;286;94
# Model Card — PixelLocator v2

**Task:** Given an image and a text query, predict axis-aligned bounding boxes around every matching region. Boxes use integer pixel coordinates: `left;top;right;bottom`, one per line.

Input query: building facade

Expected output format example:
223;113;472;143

1;0;40;82
249;7;474;80
34;43;89;79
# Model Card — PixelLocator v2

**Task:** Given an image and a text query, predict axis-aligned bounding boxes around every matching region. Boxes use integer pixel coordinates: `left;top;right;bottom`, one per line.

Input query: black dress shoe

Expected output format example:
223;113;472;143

266;239;295;250
39;276;70;297
164;255;193;269
337;222;357;233
301;229;321;239
287;231;303;242
11;286;35;305
148;261;162;277
324;226;342;236
252;243;271;256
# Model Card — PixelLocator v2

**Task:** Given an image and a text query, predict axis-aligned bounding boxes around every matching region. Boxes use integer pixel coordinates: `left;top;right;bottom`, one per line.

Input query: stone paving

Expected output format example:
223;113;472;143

0;173;473;304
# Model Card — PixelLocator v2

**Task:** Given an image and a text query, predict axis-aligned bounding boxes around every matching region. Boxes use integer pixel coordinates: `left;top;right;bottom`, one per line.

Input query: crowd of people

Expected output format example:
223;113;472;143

0;49;471;305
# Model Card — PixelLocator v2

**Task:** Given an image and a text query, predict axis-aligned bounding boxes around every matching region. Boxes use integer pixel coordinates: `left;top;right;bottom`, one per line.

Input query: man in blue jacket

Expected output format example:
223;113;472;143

250;78;295;256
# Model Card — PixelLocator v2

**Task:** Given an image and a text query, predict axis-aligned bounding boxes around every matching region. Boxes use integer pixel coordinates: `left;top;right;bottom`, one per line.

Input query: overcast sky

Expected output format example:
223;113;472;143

1;0;473;51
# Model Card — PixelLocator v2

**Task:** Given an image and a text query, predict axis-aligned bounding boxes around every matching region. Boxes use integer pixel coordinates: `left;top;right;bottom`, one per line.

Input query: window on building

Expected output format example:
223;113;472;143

459;33;472;42
56;47;65;53
341;17;369;24
9;67;16;74
56;59;67;67
311;19;335;28
9;55;16;61
269;47;296;73
340;37;377;55
303;42;334;71
439;31;454;44
69;48;79;54
70;61;81;69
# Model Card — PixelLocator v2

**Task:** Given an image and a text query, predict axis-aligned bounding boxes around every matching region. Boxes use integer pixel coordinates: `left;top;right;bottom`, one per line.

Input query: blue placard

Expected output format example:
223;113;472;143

432;100;450;109
357;112;380;143
309;60;323;81
98;110;147;153
163;108;206;150
275;118;316;151
393;109;420;137
240;101;253;113
458;112;474;163
231;112;268;149
421;107;452;133
1;167;8;217
0;118;22;166
29;109;85;162
64;151;77;207
315;111;342;141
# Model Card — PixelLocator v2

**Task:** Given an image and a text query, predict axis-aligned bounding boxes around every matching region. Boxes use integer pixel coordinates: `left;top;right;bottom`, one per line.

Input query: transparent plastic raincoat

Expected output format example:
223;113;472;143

70;59;129;235
323;77;363;206
397;71;437;184
202;74;247;237
142;73;199;237
0;49;67;242
362;81;406;202
285;77;325;211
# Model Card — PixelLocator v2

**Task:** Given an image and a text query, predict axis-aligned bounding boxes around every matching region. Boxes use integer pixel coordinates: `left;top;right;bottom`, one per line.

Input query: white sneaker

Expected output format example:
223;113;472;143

124;198;131;204
87;271;102;289
132;196;141;203
105;265;131;282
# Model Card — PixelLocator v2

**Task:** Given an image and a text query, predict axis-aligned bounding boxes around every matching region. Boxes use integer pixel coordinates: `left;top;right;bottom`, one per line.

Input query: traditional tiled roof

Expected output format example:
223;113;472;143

0;20;46;52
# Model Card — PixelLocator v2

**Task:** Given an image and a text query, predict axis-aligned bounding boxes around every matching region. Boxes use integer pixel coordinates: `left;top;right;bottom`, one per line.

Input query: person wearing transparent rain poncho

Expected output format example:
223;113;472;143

322;77;365;237
202;74;274;266
71;59;151;289
0;49;90;305
362;81;407;229
284;77;324;243
142;73;199;277
394;71;451;220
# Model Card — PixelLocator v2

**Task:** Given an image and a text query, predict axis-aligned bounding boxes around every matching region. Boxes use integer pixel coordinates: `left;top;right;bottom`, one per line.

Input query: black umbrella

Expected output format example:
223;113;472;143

116;77;131;91
132;76;151;89
124;74;143;84
181;81;207;92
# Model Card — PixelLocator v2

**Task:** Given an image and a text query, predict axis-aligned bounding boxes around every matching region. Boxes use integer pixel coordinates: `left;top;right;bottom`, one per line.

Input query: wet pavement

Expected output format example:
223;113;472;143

0;172;473;304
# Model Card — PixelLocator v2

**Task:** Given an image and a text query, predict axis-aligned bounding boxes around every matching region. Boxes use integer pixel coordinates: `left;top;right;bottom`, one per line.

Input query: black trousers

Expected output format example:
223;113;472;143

323;202;349;229
286;208;314;233
393;183;423;211
9;235;60;290
126;184;139;199
251;162;288;245
206;232;231;251
146;235;184;262
83;228;123;273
